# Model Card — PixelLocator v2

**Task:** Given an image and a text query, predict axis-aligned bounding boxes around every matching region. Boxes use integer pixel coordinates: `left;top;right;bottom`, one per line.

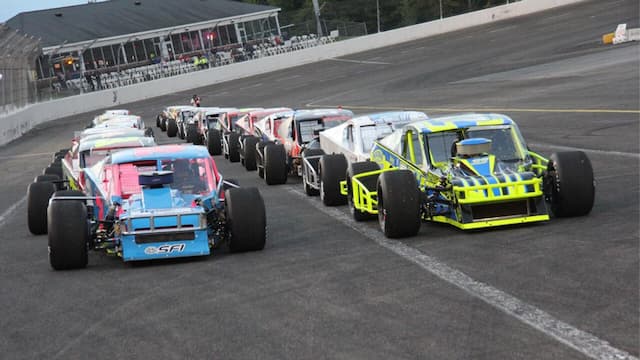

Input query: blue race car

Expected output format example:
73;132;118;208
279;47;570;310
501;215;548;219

46;144;266;270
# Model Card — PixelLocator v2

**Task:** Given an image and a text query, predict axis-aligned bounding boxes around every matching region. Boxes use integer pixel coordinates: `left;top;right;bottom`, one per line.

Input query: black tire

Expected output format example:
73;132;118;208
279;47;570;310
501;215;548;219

156;115;161;128
207;129;222;155
48;199;89;270
545;151;595;217
256;141;273;178
377;170;421;238
347;162;380;221
167;118;178;137
43;165;63;180
301;149;325;196
160;118;167;131
52;150;67;162
27;181;56;235
225;188;266;252
144;128;154;138
178;124;185;140
264;144;287;185
228;132;241;162
243;136;259;171
186;124;200;144
320;154;348;205
34;174;59;183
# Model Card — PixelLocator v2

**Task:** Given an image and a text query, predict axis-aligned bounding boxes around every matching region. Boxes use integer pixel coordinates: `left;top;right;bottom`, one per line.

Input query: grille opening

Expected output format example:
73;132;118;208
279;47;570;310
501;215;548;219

471;201;529;220
135;231;195;244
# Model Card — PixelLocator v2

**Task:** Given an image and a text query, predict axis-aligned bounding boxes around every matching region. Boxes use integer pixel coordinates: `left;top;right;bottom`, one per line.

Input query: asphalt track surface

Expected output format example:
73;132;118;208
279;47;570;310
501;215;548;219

0;1;638;359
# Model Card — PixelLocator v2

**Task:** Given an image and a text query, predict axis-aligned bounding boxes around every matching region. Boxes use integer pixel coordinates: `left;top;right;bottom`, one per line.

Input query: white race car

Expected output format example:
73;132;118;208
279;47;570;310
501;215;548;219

301;111;428;205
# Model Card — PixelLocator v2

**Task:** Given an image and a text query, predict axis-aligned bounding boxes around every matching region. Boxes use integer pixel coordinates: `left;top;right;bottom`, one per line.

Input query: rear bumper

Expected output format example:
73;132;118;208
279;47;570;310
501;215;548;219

120;229;210;261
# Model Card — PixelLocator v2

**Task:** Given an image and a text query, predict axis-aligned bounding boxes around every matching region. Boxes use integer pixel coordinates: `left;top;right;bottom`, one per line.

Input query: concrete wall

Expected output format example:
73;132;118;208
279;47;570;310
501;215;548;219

0;0;584;146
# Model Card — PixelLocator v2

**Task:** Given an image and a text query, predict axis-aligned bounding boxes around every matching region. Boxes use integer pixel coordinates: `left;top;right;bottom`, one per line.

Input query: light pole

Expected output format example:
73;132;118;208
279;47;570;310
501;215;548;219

439;0;443;19
312;0;323;37
376;0;381;32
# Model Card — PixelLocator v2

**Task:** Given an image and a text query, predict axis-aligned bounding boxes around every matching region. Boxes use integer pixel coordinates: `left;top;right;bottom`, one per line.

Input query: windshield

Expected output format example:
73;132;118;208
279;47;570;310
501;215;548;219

118;158;215;198
466;126;523;161
297;119;322;144
81;150;111;168
361;124;395;153
426;131;460;164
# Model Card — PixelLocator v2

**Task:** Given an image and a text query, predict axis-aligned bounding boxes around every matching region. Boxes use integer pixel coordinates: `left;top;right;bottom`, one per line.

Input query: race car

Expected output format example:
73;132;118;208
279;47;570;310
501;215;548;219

301;111;428;205
175;106;199;140
92;109;131;126
257;108;354;185
156;106;180;132
235;108;292;171
195;107;237;155
186;107;221;146
219;108;263;162
252;110;294;178
41;145;266;269
343;113;595;238
92;115;151;135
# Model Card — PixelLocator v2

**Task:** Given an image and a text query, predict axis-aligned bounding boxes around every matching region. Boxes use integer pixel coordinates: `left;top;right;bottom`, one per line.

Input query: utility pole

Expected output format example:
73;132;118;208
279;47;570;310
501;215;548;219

376;0;381;32
439;0;443;19
312;0;323;37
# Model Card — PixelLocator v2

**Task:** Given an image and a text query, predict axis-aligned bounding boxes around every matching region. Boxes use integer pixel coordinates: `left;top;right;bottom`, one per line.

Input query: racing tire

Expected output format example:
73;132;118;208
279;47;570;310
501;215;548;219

545;151;595;217
27;181;56;235
178;124;185;140
156;115;161;128
256;141;273;178
347;161;380;221
225;187;266;252
207;129;222;155
144;128;154;138
167;119;178;137
302;149;325;196
160;118;167;132
243;136;259;171
48;197;89;270
34;174;59;183
186;124;200;144
320;154;348;205
377;170;421;238
52;150;67;162
228;132;241;163
43;165;63;179
264;144;287;185
35;174;63;191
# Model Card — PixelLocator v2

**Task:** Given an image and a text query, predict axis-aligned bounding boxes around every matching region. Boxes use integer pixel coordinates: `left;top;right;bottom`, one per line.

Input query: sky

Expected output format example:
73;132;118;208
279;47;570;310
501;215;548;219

1;0;101;23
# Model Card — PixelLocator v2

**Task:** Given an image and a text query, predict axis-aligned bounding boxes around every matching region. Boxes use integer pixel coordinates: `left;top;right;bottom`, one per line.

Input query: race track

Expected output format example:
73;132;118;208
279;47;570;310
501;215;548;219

0;0;638;358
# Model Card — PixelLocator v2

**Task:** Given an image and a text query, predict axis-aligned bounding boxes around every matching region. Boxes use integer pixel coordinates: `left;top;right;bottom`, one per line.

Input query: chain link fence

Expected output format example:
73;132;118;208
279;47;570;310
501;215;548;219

0;25;41;115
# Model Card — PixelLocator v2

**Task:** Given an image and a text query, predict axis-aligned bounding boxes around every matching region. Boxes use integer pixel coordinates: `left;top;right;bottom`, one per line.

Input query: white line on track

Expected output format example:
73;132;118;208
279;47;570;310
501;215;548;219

0;195;27;229
286;187;638;360
329;58;391;65
529;142;640;159
0;152;54;160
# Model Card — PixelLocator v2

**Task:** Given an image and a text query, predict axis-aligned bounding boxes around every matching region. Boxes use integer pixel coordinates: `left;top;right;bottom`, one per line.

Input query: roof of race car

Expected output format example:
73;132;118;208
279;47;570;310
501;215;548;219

407;113;514;133
350;111;428;127
79;128;147;141
110;145;210;164
78;136;155;152
293;109;354;121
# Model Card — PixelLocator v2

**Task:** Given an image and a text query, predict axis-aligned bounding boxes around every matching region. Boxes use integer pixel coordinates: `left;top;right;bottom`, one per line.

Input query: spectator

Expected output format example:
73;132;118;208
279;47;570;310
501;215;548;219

84;71;94;91
94;70;102;90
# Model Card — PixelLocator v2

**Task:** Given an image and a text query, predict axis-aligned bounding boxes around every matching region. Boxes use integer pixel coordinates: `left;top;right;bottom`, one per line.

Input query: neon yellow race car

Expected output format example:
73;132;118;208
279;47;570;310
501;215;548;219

343;113;595;238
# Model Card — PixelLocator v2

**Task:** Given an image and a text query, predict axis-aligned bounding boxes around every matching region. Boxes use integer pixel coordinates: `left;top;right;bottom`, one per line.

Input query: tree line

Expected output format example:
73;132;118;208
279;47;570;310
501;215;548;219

237;0;514;33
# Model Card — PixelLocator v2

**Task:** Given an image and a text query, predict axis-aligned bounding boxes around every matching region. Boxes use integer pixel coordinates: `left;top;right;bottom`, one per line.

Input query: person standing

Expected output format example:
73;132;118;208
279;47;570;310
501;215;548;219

94;70;102;90
84;70;94;91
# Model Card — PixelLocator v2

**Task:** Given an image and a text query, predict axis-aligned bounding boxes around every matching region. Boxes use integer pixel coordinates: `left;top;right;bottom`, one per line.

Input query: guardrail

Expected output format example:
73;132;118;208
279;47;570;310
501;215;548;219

0;0;585;147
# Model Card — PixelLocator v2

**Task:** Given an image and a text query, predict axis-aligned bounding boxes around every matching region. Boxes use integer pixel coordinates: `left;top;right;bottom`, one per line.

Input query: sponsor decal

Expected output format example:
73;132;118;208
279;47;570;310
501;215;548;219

144;243;186;255
470;157;489;165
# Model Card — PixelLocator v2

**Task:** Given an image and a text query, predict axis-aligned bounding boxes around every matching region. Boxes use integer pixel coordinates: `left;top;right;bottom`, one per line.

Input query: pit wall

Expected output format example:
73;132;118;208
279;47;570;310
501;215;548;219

0;0;584;146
